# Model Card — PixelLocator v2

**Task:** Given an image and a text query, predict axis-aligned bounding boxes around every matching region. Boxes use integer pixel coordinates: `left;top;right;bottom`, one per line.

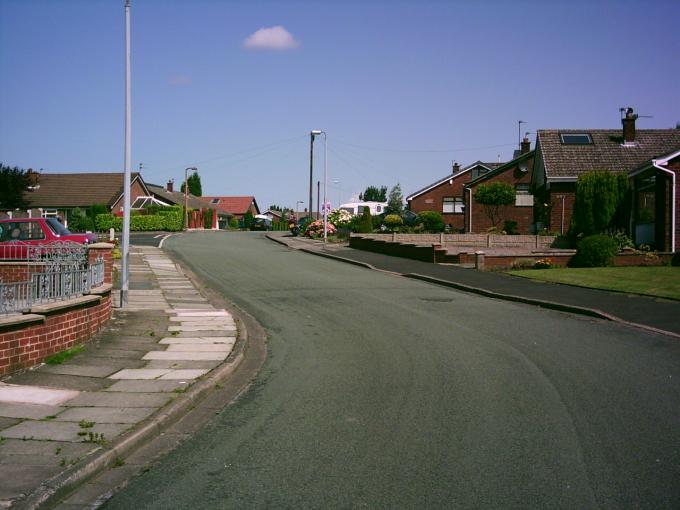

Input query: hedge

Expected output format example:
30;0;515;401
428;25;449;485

95;206;184;232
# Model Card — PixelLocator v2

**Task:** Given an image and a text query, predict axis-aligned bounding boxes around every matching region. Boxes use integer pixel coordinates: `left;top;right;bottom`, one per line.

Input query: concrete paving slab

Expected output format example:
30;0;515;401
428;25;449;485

54;406;157;424
0;465;61;500
166;344;231;352
39;364;120;378
176;330;231;338
0;421;128;442
64;392;171;408
103;380;190;393
159;337;235;344
173;311;230;317
0;383;79;406
84;348;150;360
0;438;95;457
166;307;217;313
0;416;21;430
168;325;235;332
142;351;227;361
4;373;111;392
0;402;64;420
109;369;171;380
76;357;147;370
144;360;221;370
158;369;209;380
169;316;234;323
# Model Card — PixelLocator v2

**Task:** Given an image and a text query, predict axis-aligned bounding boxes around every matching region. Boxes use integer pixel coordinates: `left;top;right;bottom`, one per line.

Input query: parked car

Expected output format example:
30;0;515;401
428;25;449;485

0;218;97;259
250;217;272;231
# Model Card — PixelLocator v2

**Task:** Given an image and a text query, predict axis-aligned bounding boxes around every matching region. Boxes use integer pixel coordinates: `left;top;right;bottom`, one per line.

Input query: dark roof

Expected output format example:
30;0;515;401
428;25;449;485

465;150;535;188
537;129;680;179
406;161;506;201
22;172;145;208
146;183;225;213
200;196;260;215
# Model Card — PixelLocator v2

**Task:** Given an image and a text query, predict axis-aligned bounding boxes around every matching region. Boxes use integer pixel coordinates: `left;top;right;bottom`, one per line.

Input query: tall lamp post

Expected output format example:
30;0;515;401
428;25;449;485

311;130;328;243
308;132;317;220
121;0;132;307
296;200;303;219
184;167;198;230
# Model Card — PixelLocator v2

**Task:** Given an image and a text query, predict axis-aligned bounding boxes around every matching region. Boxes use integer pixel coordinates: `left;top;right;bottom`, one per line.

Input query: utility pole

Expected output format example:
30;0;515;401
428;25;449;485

317;181;320;219
121;0;132;307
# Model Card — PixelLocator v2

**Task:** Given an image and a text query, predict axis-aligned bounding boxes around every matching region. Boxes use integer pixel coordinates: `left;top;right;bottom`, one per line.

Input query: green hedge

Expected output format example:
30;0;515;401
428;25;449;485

95;206;184;232
569;234;618;267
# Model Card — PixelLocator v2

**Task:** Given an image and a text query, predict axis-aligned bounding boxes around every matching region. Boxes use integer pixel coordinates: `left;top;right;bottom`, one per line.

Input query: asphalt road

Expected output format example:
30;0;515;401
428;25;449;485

105;231;680;509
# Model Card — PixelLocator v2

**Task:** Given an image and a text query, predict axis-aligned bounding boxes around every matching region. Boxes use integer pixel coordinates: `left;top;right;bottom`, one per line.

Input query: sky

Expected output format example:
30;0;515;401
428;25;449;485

1;0;679;212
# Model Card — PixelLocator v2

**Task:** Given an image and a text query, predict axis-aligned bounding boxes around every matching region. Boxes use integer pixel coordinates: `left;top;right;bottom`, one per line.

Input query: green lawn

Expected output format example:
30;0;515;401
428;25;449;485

507;266;680;300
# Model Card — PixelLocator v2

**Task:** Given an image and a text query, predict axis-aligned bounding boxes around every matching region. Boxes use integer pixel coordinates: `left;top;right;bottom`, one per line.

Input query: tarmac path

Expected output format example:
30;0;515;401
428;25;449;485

105;231;680;509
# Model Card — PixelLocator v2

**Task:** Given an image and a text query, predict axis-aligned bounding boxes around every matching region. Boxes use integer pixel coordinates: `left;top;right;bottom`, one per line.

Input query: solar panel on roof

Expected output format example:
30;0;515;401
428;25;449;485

560;133;593;145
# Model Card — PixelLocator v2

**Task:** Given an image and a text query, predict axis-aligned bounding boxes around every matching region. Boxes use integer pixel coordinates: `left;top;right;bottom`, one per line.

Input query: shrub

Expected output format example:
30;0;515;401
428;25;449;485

416;211;444;232
671;253;680;267
503;220;518;235
229;217;239;229
203;209;214;229
383;214;403;231
304;220;337;238
571;170;630;237
569;234;618;267
533;258;553;269
94;206;183;232
353;208;373;233
474;182;515;228
327;209;352;228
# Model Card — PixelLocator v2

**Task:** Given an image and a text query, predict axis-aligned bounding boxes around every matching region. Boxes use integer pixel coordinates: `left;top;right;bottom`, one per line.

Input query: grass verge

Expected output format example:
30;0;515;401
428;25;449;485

507;266;680;300
45;345;85;365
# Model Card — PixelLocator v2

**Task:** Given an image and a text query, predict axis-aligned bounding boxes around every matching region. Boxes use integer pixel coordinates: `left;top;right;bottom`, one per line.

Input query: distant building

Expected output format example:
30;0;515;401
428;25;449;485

200;196;260;220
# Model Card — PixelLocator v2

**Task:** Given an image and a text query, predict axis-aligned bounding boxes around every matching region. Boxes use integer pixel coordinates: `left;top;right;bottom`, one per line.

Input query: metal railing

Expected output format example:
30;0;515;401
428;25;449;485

0;242;104;316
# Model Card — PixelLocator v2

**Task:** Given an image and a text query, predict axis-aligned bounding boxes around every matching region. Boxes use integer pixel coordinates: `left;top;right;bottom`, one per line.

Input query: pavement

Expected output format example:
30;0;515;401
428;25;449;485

0;245;251;509
267;232;680;338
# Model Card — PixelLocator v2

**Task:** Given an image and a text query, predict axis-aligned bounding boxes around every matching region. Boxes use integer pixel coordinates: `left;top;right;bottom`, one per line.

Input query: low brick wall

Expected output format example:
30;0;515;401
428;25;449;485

0;243;114;377
353;233;557;249
349;236;437;262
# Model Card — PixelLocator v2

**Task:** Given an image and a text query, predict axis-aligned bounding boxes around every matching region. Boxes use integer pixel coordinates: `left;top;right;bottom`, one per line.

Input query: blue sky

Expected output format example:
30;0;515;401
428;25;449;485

1;0;679;212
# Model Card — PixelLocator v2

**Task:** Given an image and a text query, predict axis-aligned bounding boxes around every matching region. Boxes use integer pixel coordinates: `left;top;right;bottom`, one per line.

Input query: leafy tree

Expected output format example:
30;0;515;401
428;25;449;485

384;214;404;231
385;184;404;215
180;171;202;196
0;164;30;209
416;211;445;232
353;207;373;233
473;182;515;228
242;210;253;229
571;170;629;237
269;204;283;211
359;185;387;202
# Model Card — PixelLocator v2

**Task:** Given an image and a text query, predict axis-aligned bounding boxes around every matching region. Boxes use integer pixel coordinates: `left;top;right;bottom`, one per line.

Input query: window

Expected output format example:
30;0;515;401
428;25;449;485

443;197;464;214
41;209;59;218
376;205;382;213
559;133;593;145
0;222;46;241
211;199;220;204
515;184;533;206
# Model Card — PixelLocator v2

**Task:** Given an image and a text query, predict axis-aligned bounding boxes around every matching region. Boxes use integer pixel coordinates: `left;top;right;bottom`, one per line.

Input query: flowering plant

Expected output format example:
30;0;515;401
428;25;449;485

304;220;337;238
327;209;353;228
533;258;553;269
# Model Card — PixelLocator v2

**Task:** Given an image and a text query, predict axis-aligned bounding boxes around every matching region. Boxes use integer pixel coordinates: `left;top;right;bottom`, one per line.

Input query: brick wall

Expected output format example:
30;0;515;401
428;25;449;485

467;157;535;233
0;243;114;376
548;183;576;235
408;171;469;231
351;233;556;249
110;178;148;214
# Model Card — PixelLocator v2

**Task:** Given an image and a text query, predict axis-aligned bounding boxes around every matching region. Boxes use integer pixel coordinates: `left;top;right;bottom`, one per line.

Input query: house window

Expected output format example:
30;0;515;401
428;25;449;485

41;209;59;218
376;205;382;213
559;133;593;145
515;184;534;206
443;197;464;214
211;199;220;204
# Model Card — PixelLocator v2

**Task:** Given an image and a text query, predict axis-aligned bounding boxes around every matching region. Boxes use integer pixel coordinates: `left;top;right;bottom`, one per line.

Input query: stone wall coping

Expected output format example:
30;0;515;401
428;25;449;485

88;242;115;249
0;313;45;329
28;295;102;315
87;283;113;296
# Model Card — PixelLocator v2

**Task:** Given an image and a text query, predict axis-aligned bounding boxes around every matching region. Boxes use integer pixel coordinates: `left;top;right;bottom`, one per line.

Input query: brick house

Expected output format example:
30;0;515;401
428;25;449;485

463;138;535;233
531;109;680;247
200;196;260;220
406;161;504;231
3;171;150;225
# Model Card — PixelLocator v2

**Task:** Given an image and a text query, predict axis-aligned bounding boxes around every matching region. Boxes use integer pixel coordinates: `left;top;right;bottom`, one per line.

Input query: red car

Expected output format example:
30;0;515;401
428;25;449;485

0;217;97;259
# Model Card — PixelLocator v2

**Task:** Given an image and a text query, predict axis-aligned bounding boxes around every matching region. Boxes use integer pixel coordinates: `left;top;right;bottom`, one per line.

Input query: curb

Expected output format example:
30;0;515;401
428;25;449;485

16;254;263;510
266;234;680;340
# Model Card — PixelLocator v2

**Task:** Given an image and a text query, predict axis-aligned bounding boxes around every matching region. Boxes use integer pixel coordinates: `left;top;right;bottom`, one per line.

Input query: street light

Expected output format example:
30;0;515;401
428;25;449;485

184;167;198;230
295;200;303;218
308;131;318;221
311;130;328;243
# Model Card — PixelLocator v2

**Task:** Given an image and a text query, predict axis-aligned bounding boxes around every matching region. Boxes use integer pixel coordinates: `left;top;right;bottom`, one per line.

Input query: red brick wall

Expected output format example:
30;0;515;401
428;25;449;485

467;156;535;233
548;183;576;235
110;178;148;214
88;243;114;284
0;296;111;376
0;263;34;284
408;171;469;230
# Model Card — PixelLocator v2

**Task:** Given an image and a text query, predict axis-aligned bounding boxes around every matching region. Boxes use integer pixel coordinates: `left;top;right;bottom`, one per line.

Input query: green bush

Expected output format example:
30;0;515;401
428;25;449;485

569;234;619;267
671;253;680;267
384;214;403;231
353;208;373;233
503;220;518;235
571;170;630;237
203;209;214;229
229;217;239;229
416;211;444;232
94;206;183;232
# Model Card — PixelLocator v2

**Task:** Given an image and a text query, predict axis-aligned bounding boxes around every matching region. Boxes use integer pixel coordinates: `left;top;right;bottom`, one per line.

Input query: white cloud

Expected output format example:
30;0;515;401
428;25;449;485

243;26;299;51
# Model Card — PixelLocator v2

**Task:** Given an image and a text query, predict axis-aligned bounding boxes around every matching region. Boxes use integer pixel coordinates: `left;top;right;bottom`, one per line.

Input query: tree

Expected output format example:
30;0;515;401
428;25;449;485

242;210;253;229
473;182;515;229
269;205;283;211
0;164;30;209
385;184;404;215
353;207;373;233
571;170;629;238
416;211;444;232
359;185;387;202
180;171;202;196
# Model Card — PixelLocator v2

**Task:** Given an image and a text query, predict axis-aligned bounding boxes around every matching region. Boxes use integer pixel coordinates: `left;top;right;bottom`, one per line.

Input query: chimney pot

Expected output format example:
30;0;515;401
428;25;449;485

452;162;460;174
167;179;174;192
622;107;637;144
520;137;531;154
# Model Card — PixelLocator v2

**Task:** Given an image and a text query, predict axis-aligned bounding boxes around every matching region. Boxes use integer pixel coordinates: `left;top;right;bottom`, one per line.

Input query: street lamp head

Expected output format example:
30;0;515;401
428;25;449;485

186;167;198;172
311;130;322;136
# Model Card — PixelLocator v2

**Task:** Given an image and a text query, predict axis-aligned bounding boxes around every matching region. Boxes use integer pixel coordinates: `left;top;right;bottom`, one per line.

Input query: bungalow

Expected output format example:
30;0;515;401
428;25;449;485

531;108;680;251
201;196;260;220
3;171;150;225
464;138;535;233
407;161;504;231
146;181;229;229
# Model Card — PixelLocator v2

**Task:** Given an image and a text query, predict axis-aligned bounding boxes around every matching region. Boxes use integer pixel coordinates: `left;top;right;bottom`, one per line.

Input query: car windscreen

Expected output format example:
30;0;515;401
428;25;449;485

46;217;73;236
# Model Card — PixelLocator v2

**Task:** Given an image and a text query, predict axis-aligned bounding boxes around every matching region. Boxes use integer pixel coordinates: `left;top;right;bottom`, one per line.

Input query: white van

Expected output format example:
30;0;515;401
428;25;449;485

339;201;388;216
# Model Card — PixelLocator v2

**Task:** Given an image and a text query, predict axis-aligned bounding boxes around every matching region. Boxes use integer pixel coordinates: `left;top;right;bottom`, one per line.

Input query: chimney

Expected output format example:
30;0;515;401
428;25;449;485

167;179;174;192
26;168;40;190
520;137;531;154
452;162;460;174
622;107;637;144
